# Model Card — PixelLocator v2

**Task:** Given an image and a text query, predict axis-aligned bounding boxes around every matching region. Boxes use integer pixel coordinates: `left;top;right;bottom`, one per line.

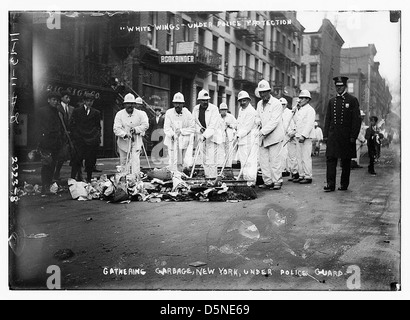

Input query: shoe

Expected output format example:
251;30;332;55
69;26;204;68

288;173;299;182
259;184;274;189
338;186;348;191
369;171;377;176
324;185;335;192
299;179;312;184
282;171;290;177
293;177;302;183
270;184;282;190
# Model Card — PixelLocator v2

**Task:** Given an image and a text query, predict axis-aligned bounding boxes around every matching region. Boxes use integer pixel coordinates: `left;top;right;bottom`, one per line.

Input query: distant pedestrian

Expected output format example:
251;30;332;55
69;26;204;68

323;76;361;192
113;93;149;178
365;116;384;176
70;93;102;182
37;91;65;194
256;80;285;190
311;122;323;156
150;106;165;157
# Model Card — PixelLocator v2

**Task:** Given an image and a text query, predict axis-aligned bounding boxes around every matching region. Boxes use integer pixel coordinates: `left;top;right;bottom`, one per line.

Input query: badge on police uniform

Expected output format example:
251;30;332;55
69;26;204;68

345;103;350;109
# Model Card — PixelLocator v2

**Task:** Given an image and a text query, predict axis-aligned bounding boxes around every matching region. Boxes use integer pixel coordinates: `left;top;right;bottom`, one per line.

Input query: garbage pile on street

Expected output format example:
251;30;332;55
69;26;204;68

18;167;258;203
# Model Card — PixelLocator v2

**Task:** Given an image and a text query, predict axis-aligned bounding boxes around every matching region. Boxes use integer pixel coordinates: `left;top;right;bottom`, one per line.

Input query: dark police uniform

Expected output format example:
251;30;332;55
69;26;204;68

324;77;361;191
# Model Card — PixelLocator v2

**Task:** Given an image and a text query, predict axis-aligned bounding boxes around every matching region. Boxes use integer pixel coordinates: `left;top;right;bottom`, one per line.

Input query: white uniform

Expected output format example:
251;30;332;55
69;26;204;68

292;104;316;179
256;96;285;187
164;107;195;170
282;107;297;175
218;113;237;168
192;103;223;178
113;108;149;176
236;105;259;184
353;122;367;165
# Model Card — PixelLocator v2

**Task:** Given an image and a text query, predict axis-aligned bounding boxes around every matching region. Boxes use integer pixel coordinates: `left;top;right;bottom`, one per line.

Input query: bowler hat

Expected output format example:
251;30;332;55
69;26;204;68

47;91;61;99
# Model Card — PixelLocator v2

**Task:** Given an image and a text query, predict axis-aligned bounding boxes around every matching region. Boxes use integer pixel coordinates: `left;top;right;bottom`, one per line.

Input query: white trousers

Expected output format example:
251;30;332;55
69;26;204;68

295;138;313;179
260;142;283;186
118;146;141;177
168;141;193;171
202;140;219;178
217;139;235;168
237;142;258;183
287;140;298;175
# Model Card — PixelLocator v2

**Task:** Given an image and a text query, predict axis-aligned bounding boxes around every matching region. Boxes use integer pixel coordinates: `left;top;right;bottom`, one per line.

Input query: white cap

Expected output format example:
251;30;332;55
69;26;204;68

299;89;312;99
197;89;211;100
135;97;143;104
279;98;288;105
238;91;251;101
219;103;228;110
173;92;185;103
257;80;271;92
123;93;136;104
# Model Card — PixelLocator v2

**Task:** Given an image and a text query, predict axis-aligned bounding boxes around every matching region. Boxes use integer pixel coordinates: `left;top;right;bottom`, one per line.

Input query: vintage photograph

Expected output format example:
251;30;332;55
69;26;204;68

8;8;401;294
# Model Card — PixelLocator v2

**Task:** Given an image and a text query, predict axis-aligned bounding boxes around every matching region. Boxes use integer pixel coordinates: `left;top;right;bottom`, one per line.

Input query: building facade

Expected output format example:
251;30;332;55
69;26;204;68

10;11;305;159
341;44;392;123
300;19;344;125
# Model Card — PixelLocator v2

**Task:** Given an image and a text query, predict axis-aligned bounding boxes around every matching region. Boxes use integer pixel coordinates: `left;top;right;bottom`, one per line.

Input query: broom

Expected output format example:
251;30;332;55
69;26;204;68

213;138;239;186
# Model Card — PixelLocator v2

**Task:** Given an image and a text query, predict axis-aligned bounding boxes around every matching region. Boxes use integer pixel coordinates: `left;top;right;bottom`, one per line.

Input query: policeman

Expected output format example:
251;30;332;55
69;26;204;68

323;76;361;192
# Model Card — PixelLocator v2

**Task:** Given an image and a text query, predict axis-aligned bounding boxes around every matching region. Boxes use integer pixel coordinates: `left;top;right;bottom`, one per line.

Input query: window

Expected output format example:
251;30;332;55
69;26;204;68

209;90;215;104
301;64;306;83
166;13;175;53
226;94;231;111
348;82;354;93
310;63;318;83
311;36;321;55
236;48;241;66
213;36;218;53
225;12;230;34
293;43;296;53
276;30;281;43
287;75;291;86
246;53;250;68
275;69;280;84
225;42;230;75
255;58;259;72
288;39;292;50
198;28;205;46
262;62;266;79
148;12;158;49
183;20;190;41
270;66;274;83
282;72;285;83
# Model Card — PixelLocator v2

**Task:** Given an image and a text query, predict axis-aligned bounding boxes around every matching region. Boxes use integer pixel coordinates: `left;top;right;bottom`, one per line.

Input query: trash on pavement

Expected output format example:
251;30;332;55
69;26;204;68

19;166;258;203
26;233;49;239
189;261;207;267
267;209;287;227
50;182;59;194
54;249;75;261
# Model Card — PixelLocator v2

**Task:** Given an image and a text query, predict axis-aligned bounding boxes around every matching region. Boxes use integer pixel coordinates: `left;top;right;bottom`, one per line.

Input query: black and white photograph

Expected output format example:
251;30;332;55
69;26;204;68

5;1;407;300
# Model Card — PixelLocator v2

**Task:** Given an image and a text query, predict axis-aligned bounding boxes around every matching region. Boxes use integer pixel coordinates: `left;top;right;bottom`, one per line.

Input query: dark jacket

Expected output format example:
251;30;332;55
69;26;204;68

70;106;101;146
57;103;75;129
324;92;361;159
37;104;65;152
365;126;384;152
150;115;165;132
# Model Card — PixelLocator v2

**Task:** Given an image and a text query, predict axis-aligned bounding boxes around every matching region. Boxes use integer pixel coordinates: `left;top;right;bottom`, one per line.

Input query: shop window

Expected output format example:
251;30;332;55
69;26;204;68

301;64;306;83
348;82;354;94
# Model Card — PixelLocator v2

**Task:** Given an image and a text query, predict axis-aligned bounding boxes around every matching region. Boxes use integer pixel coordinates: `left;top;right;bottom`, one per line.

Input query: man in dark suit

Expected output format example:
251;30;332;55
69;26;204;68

54;90;75;180
323;76;361;192
37;91;65;194
69;93;101;182
149;106;165;156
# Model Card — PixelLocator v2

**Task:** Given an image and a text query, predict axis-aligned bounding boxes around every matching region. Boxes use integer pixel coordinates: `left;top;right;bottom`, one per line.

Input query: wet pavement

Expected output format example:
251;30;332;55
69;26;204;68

9;145;401;291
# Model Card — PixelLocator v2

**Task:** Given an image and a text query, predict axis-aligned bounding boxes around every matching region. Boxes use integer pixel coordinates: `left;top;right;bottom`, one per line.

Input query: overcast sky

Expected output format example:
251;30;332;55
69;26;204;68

297;11;401;108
